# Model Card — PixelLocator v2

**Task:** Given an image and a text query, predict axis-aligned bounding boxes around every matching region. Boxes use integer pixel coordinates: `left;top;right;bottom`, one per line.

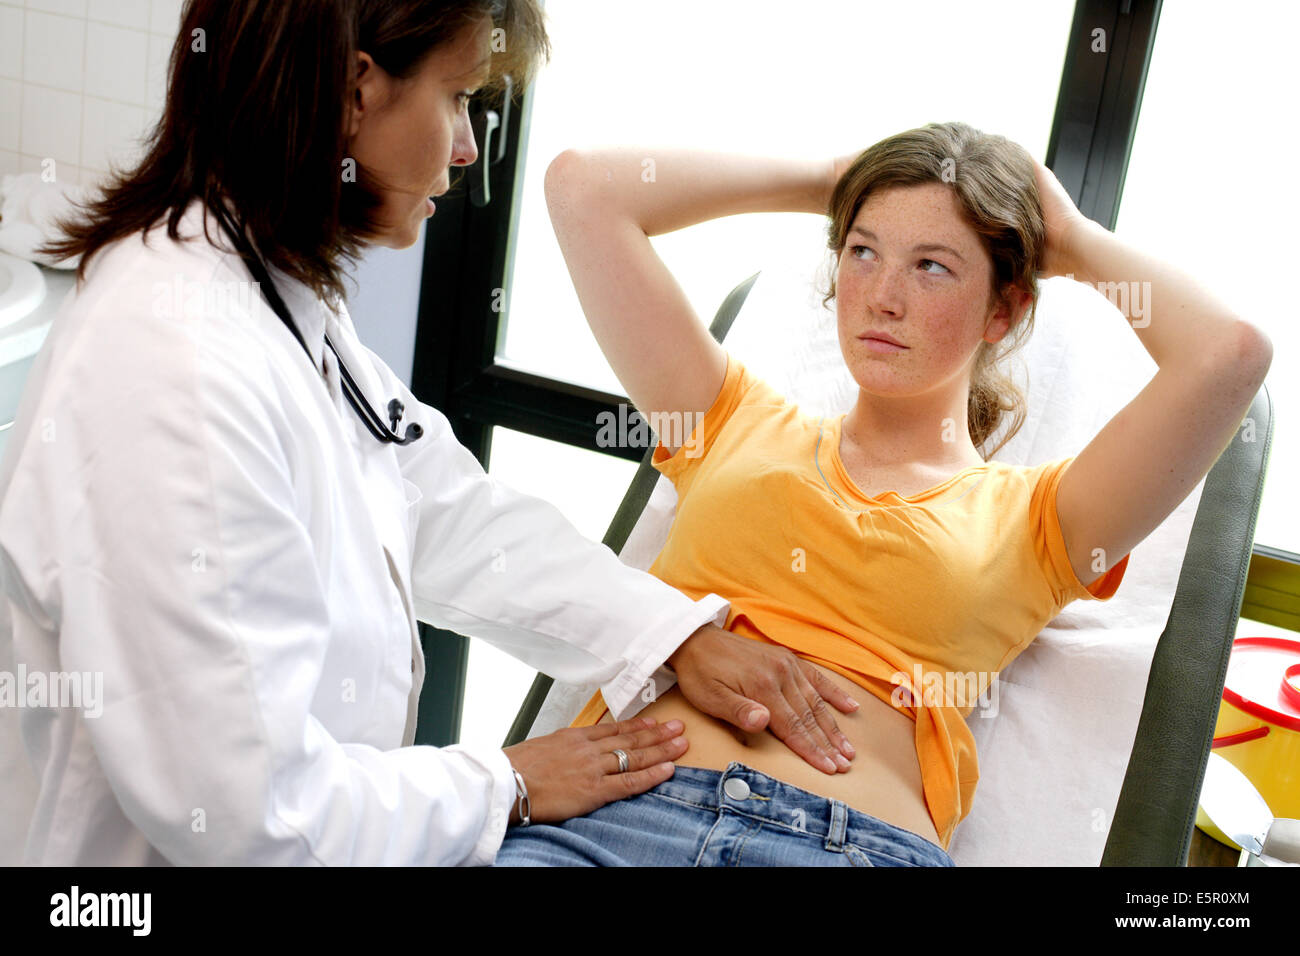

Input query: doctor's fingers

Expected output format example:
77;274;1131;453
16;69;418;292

796;663;858;765
585;716;691;763
597;723;691;777
592;717;687;750
765;669;852;774
585;715;660;740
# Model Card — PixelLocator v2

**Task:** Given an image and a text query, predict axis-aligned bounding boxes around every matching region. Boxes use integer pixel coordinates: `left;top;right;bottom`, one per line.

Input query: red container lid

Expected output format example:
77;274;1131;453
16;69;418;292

1223;637;1300;733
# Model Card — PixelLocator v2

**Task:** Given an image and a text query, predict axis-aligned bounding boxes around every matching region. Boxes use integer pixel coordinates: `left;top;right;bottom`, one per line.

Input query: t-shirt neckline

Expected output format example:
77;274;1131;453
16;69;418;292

819;414;990;507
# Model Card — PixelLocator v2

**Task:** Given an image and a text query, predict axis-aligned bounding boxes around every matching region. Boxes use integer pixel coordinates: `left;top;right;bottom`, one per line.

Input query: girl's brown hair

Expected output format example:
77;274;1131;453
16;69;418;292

823;121;1045;460
36;0;550;306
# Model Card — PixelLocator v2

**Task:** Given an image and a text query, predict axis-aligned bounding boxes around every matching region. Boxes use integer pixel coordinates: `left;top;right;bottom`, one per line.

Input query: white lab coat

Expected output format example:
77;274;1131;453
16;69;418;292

0;198;728;866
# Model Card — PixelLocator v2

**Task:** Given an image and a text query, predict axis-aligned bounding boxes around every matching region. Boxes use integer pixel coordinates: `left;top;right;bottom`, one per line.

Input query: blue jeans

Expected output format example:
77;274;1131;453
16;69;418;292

493;762;955;867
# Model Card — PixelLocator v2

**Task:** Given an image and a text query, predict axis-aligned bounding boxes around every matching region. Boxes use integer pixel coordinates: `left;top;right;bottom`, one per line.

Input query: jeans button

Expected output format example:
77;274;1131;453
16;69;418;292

723;777;750;801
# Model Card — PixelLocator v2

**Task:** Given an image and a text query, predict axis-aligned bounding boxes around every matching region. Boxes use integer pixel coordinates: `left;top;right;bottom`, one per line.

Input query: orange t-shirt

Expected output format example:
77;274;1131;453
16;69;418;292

571;352;1128;849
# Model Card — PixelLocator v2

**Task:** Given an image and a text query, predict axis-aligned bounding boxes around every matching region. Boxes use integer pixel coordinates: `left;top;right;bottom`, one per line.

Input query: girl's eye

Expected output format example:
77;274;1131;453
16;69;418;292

851;246;949;275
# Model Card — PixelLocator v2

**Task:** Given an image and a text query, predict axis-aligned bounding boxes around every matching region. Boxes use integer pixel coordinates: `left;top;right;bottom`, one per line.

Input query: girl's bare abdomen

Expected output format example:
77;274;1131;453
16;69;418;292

600;659;942;848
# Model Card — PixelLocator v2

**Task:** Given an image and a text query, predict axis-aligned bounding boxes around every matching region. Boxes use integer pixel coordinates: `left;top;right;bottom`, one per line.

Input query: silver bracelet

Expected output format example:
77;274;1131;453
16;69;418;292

511;768;531;828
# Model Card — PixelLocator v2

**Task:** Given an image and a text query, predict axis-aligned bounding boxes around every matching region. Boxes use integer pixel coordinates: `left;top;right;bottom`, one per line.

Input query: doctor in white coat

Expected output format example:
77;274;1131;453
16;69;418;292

0;0;858;865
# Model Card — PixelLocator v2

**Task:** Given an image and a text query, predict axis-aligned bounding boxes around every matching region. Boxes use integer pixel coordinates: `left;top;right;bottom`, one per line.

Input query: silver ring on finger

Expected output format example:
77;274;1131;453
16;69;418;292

611;748;630;774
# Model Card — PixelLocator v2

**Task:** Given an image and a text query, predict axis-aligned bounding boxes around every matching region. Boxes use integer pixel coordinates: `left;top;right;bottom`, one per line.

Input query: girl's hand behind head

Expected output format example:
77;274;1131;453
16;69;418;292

1030;156;1089;278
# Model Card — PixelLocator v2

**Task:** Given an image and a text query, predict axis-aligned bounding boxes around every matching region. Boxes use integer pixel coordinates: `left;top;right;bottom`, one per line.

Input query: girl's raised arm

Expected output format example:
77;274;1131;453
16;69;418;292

544;148;832;456
1031;160;1273;588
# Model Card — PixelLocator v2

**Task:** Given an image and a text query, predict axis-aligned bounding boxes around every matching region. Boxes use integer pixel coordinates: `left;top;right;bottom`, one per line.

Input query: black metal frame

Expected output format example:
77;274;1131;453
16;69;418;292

1045;0;1162;230
405;0;1292;748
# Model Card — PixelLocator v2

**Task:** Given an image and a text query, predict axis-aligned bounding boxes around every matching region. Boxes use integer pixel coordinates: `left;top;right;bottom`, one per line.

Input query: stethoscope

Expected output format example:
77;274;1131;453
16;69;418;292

213;204;423;446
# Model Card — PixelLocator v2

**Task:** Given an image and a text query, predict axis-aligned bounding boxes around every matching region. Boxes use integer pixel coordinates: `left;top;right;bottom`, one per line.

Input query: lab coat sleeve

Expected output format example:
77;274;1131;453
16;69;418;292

6;318;524;865
365;348;730;720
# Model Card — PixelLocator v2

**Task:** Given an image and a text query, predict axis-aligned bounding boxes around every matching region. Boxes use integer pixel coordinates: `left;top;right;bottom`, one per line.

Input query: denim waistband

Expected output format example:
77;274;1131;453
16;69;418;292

650;762;953;865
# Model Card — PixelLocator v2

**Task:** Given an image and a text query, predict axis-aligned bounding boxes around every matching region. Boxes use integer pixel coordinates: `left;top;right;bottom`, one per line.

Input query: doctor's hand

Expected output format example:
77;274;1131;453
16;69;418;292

667;624;859;774
502;718;687;825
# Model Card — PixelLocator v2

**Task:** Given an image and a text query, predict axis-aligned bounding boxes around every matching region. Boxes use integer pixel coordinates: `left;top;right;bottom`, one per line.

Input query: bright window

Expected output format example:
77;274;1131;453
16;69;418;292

1115;0;1300;551
501;0;1077;392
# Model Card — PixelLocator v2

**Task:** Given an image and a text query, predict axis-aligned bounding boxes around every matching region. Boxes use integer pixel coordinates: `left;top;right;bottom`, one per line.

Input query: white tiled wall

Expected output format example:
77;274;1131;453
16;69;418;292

0;0;187;189
0;0;424;386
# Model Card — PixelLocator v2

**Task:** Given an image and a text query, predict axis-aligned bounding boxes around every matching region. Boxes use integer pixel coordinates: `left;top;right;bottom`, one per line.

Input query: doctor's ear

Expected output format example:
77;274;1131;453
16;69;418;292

346;52;384;138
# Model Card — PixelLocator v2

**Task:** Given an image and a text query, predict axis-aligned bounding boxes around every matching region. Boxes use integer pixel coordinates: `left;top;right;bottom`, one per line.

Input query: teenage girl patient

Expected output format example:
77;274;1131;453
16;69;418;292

494;121;1272;866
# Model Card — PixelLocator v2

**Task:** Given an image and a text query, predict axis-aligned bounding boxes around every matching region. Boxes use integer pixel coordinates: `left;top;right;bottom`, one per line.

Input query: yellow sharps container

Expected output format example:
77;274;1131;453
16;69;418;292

1196;636;1300;848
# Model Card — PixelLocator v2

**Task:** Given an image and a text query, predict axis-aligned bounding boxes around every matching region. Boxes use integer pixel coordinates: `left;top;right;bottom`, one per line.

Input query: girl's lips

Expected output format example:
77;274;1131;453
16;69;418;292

861;332;906;347
862;336;906;353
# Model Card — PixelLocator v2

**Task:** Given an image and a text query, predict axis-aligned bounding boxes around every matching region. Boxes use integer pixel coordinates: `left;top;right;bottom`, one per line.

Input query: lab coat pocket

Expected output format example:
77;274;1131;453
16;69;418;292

401;478;423;547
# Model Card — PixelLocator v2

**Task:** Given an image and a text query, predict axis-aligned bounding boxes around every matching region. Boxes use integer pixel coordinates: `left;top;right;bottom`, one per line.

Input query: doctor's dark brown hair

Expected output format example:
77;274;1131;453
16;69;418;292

37;0;549;305
822;121;1046;461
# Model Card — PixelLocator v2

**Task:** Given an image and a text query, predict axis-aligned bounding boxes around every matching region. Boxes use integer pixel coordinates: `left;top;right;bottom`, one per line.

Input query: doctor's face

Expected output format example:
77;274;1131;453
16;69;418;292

346;17;491;249
833;183;1020;398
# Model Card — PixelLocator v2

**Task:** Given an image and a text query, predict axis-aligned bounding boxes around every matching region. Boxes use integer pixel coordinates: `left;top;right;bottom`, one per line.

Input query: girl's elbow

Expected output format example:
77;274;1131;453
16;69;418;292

1235;321;1273;381
544;149;590;209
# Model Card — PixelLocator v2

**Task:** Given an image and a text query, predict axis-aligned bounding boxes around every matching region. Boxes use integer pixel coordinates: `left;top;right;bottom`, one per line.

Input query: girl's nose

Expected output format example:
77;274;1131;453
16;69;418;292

867;266;907;315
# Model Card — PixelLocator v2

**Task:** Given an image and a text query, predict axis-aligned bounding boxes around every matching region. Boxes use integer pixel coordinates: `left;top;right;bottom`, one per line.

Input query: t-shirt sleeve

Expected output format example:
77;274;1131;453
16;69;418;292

649;352;779;489
1030;456;1130;606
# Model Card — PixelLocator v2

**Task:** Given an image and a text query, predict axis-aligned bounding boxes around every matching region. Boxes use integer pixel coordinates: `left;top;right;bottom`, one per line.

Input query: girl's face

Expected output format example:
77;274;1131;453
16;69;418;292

833;182;1021;399
346;18;492;249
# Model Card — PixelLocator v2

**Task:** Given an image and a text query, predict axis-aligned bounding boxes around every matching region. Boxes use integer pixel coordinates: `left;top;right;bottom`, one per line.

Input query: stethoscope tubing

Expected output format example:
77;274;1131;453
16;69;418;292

213;203;423;446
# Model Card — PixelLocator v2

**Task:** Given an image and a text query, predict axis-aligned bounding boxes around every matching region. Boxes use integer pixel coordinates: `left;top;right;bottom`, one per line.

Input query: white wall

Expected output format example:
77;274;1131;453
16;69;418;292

342;230;424;388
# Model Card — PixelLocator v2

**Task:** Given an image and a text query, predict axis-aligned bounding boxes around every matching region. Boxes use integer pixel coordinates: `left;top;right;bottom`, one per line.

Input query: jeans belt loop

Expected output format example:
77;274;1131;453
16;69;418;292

825;799;849;851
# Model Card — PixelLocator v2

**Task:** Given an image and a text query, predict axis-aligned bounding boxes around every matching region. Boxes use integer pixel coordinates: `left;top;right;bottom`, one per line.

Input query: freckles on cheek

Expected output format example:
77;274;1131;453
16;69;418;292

926;285;979;336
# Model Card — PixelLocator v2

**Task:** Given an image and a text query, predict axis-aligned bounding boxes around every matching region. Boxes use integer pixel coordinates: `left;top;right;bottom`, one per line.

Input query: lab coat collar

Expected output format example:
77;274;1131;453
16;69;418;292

183;196;332;377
